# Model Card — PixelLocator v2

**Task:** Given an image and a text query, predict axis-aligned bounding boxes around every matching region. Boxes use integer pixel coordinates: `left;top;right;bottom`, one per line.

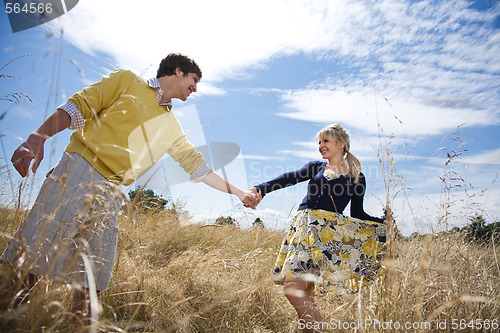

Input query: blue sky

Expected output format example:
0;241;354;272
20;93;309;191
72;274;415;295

1;0;499;236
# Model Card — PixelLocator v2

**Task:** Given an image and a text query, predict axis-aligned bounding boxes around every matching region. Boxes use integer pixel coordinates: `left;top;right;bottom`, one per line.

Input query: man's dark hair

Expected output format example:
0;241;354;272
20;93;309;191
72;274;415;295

156;53;202;79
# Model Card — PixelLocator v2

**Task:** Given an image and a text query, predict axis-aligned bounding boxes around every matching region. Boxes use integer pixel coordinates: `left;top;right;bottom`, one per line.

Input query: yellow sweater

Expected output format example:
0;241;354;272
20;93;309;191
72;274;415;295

65;69;204;185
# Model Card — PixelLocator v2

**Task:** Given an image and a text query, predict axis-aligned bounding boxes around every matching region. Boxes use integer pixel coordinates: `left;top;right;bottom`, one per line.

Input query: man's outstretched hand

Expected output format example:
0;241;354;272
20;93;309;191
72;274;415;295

11;134;46;177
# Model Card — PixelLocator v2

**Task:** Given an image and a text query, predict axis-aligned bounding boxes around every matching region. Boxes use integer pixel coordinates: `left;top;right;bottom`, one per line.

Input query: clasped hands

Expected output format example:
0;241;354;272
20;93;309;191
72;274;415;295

240;187;262;210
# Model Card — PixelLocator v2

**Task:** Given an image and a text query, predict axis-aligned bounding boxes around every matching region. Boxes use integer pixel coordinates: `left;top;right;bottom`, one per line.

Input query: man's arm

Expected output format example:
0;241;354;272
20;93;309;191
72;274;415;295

11;108;71;177
202;170;261;209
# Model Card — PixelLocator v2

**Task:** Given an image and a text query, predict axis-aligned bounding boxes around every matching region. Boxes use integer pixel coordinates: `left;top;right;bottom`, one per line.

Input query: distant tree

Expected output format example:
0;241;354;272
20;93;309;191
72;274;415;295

128;186;168;213
215;216;237;226
409;232;423;241
462;214;500;245
167;199;191;224
464;214;486;243
485;221;500;244
252;218;265;229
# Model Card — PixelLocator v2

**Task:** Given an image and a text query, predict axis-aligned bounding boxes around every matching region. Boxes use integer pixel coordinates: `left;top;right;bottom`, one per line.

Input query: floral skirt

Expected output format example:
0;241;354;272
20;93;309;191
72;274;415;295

273;209;388;296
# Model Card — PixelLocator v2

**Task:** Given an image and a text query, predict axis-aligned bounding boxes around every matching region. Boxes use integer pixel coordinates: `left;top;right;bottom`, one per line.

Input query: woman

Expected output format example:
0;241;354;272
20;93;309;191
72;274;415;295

250;124;393;332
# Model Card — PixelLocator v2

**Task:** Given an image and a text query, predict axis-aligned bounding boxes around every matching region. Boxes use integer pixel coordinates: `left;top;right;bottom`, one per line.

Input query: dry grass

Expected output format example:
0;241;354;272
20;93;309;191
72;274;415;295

0;204;498;332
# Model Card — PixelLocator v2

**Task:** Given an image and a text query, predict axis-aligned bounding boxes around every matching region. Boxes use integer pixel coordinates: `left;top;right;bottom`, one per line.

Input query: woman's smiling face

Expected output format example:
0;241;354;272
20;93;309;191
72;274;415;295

318;135;345;160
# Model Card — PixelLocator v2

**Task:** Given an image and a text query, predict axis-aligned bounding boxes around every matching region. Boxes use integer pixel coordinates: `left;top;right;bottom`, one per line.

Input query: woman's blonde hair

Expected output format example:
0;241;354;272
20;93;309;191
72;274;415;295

316;123;361;183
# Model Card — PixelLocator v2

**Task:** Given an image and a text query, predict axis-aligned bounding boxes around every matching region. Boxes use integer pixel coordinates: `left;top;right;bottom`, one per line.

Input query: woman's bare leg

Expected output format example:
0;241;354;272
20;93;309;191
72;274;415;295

283;276;324;333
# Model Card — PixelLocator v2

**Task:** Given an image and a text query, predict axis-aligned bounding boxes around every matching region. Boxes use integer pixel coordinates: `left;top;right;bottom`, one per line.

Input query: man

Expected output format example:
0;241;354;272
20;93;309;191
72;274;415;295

3;53;260;326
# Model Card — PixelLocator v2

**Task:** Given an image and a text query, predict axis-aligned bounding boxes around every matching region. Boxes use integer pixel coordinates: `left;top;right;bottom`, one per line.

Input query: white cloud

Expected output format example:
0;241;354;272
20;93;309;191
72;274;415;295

48;0;348;81
276;149;318;160
461;147;500;165
240;154;285;161
277;90;495;137
46;0;499;120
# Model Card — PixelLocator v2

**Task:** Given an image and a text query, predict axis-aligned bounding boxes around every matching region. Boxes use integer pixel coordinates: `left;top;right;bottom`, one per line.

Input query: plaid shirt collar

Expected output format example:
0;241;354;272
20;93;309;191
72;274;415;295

148;77;172;107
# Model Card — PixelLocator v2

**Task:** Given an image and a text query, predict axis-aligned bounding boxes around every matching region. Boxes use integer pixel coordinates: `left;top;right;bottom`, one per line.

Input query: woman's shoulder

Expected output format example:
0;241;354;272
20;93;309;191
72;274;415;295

354;171;366;184
303;160;326;172
305;160;325;167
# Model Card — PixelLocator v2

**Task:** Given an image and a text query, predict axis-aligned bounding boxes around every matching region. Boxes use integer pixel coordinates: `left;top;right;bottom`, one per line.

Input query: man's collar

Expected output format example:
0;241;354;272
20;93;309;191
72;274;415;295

148;77;172;107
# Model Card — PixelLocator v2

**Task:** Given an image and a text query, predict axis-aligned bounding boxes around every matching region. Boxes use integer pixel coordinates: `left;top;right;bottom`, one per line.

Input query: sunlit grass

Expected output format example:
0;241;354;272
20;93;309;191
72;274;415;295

0;201;498;332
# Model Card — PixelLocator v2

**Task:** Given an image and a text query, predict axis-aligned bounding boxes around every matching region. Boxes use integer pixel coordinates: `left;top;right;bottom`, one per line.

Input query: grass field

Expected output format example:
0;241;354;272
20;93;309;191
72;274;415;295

0;203;498;332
